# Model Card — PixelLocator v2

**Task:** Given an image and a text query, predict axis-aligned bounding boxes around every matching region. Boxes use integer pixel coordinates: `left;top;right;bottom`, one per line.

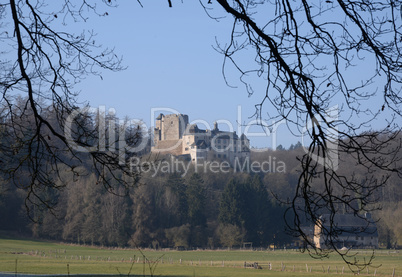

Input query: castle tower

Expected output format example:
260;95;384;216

152;114;189;155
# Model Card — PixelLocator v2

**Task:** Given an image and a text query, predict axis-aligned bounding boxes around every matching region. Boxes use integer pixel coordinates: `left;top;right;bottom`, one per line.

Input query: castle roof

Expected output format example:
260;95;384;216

187;124;209;134
318;214;378;237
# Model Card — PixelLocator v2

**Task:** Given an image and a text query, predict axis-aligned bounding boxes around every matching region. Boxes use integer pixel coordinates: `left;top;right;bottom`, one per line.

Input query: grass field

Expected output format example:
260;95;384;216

0;236;400;277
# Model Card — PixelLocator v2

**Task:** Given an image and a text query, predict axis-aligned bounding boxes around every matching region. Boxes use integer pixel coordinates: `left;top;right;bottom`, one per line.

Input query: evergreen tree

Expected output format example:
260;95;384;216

244;175;273;246
219;176;278;246
186;173;207;246
186;173;206;227
218;179;246;228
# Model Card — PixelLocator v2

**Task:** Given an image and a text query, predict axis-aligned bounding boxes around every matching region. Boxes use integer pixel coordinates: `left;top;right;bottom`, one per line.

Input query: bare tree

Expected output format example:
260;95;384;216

0;1;141;220
201;0;402;269
2;0;402;269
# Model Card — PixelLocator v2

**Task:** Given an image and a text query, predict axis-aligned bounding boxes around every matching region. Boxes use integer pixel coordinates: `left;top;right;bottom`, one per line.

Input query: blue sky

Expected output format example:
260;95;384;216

70;1;393;149
74;1;292;148
2;1;396;149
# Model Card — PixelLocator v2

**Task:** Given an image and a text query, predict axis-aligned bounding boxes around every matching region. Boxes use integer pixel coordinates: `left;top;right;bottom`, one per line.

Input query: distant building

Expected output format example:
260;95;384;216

151;113;250;165
314;213;378;249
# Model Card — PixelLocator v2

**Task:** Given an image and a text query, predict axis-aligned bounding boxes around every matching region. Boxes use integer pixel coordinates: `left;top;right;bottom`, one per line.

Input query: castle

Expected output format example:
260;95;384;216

152;114;250;165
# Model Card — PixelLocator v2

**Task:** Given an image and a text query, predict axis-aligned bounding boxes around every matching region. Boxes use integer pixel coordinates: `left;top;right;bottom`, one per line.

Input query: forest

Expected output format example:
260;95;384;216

0;101;401;249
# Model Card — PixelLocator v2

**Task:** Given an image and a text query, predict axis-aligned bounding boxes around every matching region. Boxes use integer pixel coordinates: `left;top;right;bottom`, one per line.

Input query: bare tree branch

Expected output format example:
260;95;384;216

213;0;402;269
0;0;142;221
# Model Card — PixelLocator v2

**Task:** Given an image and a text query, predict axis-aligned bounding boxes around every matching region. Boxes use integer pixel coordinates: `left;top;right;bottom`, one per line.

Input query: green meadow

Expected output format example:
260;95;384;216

0;237;400;277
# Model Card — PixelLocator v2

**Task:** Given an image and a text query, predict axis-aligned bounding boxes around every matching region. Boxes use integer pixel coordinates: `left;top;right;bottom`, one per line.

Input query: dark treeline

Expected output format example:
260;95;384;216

1;146;401;249
0;161;292;248
0;101;401;249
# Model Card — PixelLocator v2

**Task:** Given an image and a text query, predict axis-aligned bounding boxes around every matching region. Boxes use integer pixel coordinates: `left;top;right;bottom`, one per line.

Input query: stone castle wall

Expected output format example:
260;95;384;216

152;139;184;156
152;113;250;164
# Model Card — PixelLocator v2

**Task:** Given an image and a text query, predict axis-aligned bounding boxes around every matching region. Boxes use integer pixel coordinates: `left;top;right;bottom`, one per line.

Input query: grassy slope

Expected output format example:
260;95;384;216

0;237;400;276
